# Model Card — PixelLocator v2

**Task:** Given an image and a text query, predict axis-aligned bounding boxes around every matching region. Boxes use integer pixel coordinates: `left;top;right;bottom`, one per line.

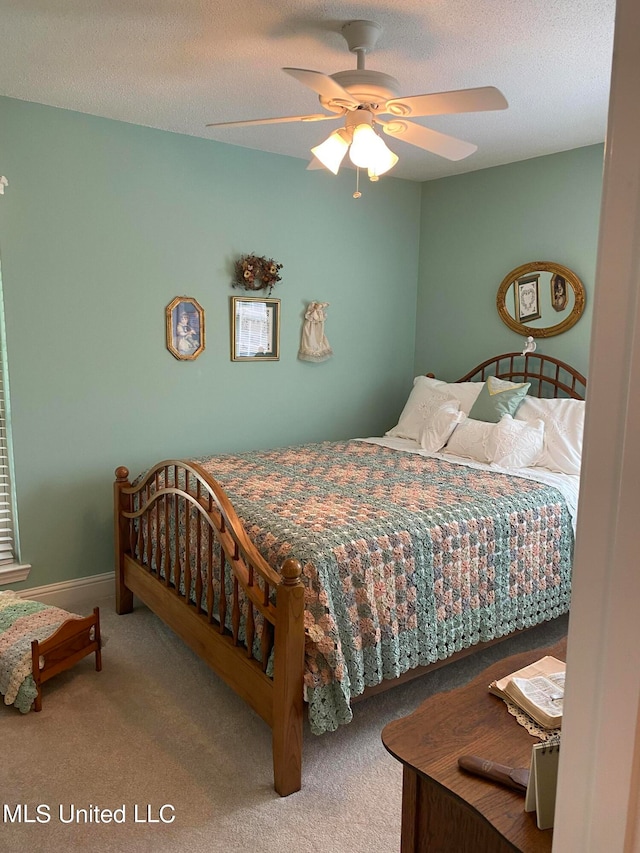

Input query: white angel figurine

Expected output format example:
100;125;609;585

298;301;333;362
521;335;537;356
0;176;8;195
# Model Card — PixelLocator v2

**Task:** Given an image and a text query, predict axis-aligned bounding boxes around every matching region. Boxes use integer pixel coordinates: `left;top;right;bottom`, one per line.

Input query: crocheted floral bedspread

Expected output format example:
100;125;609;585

0;591;80;713
192;440;573;736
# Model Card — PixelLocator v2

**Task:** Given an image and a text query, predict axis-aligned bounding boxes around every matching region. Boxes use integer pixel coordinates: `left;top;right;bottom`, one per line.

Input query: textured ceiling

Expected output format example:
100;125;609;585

0;0;616;181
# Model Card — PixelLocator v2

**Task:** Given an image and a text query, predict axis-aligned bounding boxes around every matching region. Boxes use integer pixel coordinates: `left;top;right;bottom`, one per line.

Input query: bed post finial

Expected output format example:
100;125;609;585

280;558;303;584
115;466;129;482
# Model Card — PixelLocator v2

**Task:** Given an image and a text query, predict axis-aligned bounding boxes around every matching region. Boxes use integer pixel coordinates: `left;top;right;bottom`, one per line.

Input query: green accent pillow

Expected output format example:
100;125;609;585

468;376;531;423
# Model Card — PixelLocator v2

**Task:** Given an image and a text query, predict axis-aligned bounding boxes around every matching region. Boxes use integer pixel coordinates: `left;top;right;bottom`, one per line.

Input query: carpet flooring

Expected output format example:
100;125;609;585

1;595;568;853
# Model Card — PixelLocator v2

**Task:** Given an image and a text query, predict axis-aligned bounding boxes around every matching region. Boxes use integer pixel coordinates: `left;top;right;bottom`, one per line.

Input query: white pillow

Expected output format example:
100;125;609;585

418;403;464;453
443;417;495;463
515;397;585;475
485;415;545;469
387;377;462;449
426;379;484;415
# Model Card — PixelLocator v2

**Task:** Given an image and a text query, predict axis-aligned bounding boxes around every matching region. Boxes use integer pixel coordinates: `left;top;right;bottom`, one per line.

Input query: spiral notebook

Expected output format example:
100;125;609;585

524;738;560;830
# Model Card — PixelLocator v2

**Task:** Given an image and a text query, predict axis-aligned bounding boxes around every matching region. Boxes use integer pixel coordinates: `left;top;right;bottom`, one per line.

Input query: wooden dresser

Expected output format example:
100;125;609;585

382;638;566;853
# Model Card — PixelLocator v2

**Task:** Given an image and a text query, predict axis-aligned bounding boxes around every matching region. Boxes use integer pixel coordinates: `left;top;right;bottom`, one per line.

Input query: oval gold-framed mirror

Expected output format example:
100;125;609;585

497;261;586;338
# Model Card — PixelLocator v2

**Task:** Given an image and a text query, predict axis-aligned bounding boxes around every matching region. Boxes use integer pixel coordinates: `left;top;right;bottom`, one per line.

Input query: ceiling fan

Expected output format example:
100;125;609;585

206;20;508;185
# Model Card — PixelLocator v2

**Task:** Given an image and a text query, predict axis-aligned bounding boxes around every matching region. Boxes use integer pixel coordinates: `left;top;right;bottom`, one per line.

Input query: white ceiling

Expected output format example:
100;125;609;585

0;0;616;182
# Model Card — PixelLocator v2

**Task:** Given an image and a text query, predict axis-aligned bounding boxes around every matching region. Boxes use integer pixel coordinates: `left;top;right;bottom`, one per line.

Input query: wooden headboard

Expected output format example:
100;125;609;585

456;352;586;400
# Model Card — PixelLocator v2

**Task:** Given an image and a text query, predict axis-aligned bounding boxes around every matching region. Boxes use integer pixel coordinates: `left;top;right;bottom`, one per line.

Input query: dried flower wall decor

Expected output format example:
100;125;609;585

233;254;283;295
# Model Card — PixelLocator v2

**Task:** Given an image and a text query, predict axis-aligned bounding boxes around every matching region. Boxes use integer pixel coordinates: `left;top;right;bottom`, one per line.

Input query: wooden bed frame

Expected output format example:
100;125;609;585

113;352;586;796
456;351;586;398
30;607;102;711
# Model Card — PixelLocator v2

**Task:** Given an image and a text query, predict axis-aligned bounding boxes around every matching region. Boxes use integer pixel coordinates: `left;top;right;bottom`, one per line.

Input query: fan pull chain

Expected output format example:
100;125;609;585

353;167;362;199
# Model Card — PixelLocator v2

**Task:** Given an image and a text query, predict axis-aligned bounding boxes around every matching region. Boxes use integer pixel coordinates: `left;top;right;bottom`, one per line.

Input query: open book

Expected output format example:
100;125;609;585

489;655;565;729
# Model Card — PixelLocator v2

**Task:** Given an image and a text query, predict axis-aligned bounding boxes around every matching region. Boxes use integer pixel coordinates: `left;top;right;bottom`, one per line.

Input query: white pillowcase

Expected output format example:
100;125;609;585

443;413;545;469
424;378;484;415
515;397;585;475
387;376;463;451
443;417;494;462
417;402;464;453
485;415;545;469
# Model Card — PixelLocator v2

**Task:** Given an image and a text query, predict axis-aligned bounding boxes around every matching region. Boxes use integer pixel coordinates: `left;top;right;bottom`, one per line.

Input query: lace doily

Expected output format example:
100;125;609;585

504;699;561;740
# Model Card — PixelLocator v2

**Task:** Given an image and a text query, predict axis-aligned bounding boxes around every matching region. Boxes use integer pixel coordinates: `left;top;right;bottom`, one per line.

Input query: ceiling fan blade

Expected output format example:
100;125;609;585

282;68;361;109
206;113;340;128
382;86;508;119
377;118;477;161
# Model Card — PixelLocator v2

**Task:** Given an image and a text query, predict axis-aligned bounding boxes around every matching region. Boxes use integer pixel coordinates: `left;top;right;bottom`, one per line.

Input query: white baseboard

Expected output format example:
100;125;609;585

19;571;115;611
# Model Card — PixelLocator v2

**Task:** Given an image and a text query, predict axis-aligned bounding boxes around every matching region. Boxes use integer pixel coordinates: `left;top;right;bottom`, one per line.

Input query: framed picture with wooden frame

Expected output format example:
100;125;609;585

231;296;280;361
166;296;205;360
514;274;541;323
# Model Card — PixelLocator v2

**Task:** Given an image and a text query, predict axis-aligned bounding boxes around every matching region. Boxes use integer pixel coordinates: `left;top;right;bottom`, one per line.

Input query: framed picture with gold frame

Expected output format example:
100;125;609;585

231;296;280;361
166;296;205;360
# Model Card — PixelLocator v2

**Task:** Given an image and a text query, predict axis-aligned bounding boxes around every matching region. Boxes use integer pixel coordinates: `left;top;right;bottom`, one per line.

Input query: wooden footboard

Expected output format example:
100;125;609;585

113;462;305;796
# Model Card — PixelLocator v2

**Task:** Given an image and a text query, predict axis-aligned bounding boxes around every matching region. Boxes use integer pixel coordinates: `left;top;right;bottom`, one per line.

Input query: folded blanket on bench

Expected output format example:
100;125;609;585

0;591;83;713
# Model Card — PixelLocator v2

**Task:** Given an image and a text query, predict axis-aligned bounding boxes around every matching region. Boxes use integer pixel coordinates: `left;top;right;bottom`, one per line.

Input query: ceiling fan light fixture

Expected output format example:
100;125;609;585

206;20;509;186
348;122;381;168
367;143;399;180
348;122;398;178
311;129;350;174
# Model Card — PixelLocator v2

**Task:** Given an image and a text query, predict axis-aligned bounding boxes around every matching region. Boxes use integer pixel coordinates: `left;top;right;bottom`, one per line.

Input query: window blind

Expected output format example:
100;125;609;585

0;384;14;563
0;266;16;565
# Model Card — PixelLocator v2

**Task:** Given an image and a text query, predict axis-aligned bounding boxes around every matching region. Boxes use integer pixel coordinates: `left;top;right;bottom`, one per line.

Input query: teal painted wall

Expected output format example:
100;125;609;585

415;145;604;381
0;97;605;592
0;96;421;588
